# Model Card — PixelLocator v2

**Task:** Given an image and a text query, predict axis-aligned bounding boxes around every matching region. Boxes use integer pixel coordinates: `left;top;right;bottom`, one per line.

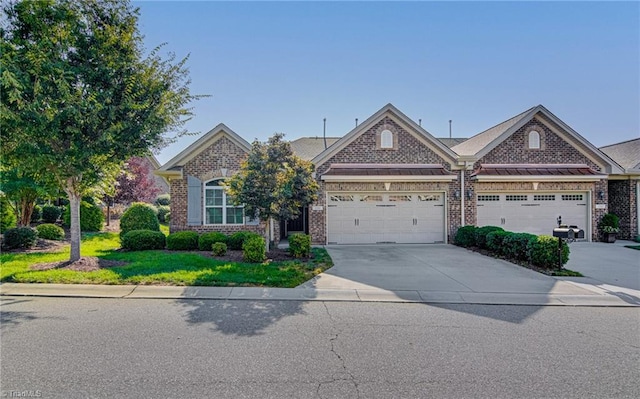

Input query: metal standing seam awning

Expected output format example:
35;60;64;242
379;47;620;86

321;163;457;181
470;164;608;181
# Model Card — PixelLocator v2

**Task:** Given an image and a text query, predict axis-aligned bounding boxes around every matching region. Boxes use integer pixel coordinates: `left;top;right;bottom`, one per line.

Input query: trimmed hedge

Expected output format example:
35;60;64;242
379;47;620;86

288;234;311;258
120;203;160;238
474;226;504;250
42;205;61;223
243;235;266;263
454;225;477;247
228;231;255;250
486;230;510;256
121;230;166;251
198;232;228;251
35;223;65;240
528;235;569;269
63;200;104;232
2;227;38;249
212;242;227;256
502;232;537;261
166;231;199;250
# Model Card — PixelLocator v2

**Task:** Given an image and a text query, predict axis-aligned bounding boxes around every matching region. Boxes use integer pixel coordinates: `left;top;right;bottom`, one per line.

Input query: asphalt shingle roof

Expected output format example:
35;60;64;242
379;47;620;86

599;138;640;170
451;106;536;156
290;137;341;160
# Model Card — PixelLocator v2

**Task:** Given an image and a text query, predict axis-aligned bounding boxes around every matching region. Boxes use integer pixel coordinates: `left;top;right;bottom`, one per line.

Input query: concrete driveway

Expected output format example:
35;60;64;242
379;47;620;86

299;244;593;296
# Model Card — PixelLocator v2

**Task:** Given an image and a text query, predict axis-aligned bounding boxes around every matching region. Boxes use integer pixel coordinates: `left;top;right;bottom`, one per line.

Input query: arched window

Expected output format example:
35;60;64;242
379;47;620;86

528;130;540;149
204;179;244;224
381;129;393;149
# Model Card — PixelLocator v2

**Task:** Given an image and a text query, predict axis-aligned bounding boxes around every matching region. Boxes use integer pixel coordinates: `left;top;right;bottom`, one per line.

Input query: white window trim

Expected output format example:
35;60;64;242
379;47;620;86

203;179;245;225
381;129;393;148
528;130;541;149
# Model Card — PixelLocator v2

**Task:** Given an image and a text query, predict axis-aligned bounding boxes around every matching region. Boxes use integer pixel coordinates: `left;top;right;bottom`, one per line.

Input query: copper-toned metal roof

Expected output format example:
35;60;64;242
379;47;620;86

471;164;602;177
324;163;453;176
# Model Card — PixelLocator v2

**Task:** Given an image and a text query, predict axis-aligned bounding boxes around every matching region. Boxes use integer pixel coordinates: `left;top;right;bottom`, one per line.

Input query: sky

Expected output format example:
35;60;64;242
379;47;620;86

133;1;640;165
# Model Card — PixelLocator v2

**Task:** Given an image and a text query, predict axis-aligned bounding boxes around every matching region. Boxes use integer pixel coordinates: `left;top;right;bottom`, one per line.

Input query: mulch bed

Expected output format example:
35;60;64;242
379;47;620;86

29;257;128;272
3;238;69;254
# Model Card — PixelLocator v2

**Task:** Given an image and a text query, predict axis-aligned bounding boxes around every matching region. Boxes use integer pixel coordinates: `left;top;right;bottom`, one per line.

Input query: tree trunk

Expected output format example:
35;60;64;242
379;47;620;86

65;180;82;262
106;199;111;226
17;192;37;227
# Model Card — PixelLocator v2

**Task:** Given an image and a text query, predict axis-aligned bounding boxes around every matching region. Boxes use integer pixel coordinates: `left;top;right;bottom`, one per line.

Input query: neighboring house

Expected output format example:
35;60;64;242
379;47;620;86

599;138;640;239
156;103;627;244
145;155;171;196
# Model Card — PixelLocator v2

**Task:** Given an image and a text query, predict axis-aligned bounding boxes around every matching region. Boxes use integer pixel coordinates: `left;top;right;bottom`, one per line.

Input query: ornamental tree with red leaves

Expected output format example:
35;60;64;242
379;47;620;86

114;157;161;205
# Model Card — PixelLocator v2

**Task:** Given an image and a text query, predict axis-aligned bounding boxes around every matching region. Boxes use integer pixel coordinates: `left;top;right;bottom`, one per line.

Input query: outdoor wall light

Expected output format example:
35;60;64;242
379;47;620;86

466;189;474;200
598;190;605;200
453;190;460;200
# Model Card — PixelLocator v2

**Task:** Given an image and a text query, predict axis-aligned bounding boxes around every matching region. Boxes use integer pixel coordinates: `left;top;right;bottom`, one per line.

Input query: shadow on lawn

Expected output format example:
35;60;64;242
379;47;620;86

178;298;309;337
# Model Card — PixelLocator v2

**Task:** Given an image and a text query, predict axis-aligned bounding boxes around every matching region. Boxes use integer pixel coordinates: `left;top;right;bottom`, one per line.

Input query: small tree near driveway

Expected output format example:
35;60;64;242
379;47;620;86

226;134;319;252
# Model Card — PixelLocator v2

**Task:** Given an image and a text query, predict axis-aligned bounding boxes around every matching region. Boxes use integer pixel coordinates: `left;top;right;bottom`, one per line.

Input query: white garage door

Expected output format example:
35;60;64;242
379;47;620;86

476;192;588;237
327;192;445;244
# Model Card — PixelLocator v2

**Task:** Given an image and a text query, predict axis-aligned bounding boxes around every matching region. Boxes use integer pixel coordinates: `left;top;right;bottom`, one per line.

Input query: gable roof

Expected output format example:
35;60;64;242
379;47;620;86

290;137;341;161
599;138;640;172
157;123;251;175
437;137;468;148
451;105;623;174
312;103;459;166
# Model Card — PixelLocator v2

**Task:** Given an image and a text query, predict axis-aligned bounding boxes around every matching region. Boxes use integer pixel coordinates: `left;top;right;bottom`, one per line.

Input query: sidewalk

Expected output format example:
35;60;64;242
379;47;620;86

1;280;639;307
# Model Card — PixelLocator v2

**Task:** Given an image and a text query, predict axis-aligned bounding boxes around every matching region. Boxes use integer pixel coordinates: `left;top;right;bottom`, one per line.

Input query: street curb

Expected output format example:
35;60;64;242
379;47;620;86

1;283;639;307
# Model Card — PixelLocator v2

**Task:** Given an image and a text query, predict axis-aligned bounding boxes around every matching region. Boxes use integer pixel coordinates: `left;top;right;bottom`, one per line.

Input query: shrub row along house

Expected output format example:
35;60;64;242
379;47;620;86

156;104;639;245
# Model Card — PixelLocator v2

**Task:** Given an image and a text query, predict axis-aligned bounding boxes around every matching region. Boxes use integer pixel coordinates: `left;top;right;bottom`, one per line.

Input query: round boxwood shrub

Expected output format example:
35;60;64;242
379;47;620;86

155;194;171;206
166;231;199;250
243;235;266;263
120;202;160;238
2;227;38;249
528;235;569;269
0;194;17;233
63;200;104;232
42;205;62;223
474;226;504;250
288;233;311;258
121;230;166;251
35;223;65;241
198;232;228;251
212;242;227;256
228;231;256;250
30;204;42;223
502;232;537;261
156;205;170;223
454;225;478;247
486;230;511;256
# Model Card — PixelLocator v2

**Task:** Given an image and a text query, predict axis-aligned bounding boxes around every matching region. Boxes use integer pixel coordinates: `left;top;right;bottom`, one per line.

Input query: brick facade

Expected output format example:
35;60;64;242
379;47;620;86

169;135;272;239
608;179;639;240
310;116;459;244
471;116;608;241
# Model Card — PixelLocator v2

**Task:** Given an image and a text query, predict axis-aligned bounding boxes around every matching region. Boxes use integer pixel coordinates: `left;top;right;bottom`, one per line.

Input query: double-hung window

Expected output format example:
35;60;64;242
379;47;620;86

204;180;244;225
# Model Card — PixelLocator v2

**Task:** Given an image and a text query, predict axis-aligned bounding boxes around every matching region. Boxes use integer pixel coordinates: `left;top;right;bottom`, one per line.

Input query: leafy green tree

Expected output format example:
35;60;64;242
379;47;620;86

0;167;50;227
1;0;200;261
226;134;319;251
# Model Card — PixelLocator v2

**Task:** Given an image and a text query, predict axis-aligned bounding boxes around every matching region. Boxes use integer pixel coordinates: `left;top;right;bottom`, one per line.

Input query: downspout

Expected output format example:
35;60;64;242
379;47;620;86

460;168;465;227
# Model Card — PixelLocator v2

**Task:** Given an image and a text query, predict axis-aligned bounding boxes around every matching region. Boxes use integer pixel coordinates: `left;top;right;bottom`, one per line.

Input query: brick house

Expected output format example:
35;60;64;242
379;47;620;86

599;138;640;240
156;103;628;244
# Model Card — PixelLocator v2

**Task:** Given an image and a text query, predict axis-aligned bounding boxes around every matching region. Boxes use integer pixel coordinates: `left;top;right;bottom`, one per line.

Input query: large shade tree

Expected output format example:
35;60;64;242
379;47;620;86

1;0;200;261
226;134;319;250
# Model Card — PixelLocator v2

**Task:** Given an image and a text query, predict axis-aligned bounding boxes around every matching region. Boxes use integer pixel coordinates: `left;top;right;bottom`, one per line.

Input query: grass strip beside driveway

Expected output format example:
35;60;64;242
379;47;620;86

1;233;333;288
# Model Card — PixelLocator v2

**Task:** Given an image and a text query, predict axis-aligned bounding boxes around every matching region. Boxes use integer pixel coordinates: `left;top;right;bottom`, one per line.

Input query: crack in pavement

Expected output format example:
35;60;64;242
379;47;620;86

317;302;361;399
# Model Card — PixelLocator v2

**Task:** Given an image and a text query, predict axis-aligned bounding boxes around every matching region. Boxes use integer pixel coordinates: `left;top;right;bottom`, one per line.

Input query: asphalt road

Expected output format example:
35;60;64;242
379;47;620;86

1;297;638;399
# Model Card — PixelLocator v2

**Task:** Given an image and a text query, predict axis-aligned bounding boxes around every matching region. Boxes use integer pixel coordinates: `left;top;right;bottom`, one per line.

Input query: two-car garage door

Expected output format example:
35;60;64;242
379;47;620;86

476;192;589;237
327;192;446;244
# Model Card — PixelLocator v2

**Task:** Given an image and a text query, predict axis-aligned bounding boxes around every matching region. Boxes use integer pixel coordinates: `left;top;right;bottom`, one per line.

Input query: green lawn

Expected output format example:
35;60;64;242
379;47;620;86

0;232;333;287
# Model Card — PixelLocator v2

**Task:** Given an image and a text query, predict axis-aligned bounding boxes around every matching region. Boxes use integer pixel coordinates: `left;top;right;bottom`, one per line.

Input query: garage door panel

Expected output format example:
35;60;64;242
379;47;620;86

476;192;588;239
327;192;445;244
